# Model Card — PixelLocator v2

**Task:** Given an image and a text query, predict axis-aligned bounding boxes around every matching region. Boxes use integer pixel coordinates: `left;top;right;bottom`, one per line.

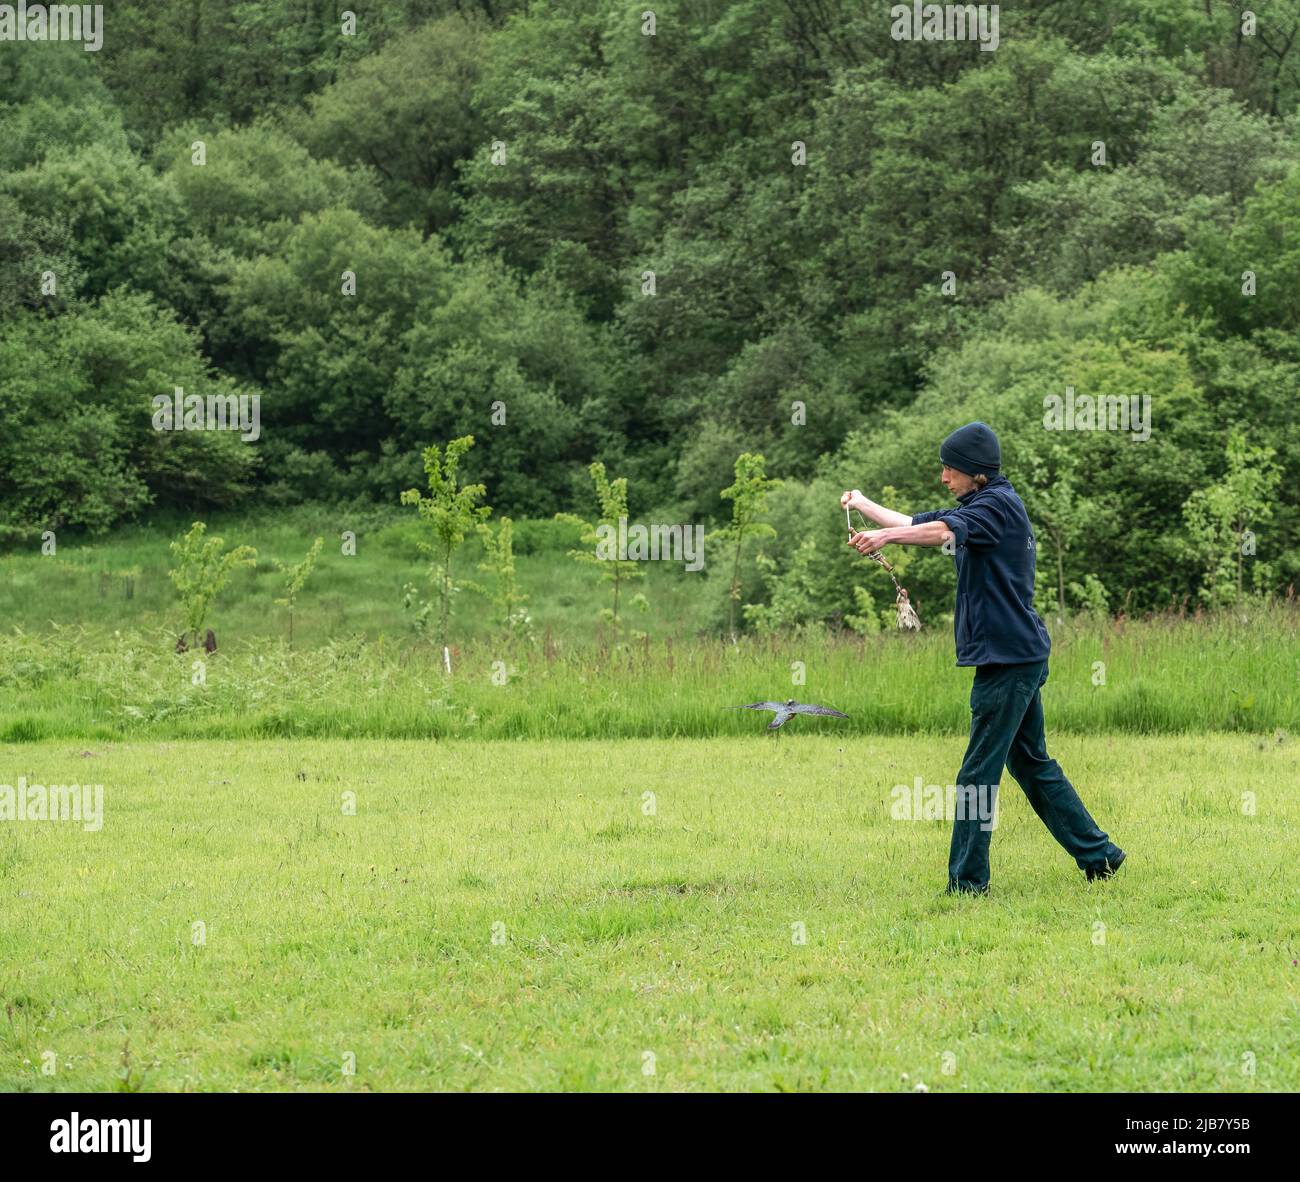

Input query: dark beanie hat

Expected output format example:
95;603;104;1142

940;421;1000;477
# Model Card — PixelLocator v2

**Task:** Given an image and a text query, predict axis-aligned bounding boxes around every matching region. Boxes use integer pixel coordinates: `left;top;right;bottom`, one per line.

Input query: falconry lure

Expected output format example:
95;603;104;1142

848;507;922;630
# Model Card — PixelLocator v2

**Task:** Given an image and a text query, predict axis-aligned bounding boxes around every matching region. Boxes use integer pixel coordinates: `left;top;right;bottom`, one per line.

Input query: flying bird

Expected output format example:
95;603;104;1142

727;699;849;730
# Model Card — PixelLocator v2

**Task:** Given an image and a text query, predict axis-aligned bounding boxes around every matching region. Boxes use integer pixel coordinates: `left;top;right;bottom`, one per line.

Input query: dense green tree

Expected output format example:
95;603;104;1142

0;293;257;540
219;208;453;497
3;143;186;305
292;15;488;235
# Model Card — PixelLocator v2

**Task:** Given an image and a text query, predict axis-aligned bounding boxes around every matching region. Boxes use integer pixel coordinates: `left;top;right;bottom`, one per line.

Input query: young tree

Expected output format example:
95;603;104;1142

168;522;257;651
400;436;491;656
844;583;883;637
1181;430;1281;607
555;461;646;630
273;536;324;647
744;537;836;635
1016;442;1088;624
706;452;779;639
475;516;529;634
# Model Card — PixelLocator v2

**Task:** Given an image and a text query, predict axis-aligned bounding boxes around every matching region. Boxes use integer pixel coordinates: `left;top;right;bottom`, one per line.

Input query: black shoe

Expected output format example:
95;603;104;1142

1085;849;1126;882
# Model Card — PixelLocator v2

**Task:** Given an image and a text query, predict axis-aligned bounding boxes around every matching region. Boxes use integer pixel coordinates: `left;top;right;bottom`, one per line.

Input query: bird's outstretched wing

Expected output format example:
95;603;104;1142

725;702;784;712
790;703;849;718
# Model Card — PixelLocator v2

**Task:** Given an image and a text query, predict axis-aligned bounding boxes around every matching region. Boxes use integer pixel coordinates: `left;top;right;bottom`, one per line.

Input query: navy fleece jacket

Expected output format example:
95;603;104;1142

911;474;1051;667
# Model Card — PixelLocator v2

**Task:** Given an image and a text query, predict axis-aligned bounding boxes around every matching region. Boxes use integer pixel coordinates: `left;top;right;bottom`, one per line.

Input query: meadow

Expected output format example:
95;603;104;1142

0;509;1296;742
2;734;1297;1092
0;507;710;648
2;514;1297;1092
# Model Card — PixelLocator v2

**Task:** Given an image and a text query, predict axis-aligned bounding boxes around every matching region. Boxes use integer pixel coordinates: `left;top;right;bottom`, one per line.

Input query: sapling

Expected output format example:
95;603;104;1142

1181;430;1281;608
476;516;529;635
555;461;646;631
274;537;324;647
400;436;491;667
168;522;257;652
706;453;779;640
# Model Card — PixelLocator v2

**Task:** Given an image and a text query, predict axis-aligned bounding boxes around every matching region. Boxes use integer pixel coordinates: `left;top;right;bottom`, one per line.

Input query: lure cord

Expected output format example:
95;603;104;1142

847;506;921;630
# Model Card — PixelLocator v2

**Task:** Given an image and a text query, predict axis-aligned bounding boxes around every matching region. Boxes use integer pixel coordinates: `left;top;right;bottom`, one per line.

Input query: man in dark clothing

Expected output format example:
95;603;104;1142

842;421;1125;894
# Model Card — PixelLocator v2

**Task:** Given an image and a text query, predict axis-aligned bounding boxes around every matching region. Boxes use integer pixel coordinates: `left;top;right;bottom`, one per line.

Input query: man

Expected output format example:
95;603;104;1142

841;421;1125;894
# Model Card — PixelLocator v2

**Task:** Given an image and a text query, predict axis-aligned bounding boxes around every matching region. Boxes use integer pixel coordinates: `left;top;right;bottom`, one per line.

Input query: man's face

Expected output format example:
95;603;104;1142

941;465;977;497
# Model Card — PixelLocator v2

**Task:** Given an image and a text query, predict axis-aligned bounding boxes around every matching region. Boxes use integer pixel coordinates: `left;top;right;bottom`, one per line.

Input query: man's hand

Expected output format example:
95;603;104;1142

848;527;890;556
841;489;911;529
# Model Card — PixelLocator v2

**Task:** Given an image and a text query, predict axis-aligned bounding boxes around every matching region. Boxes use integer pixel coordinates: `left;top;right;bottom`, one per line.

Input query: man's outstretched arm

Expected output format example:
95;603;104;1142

848;520;952;555
840;489;912;529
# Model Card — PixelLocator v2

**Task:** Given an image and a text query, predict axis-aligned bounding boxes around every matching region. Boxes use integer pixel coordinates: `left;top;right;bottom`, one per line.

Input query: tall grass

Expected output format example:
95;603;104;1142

1;603;1295;740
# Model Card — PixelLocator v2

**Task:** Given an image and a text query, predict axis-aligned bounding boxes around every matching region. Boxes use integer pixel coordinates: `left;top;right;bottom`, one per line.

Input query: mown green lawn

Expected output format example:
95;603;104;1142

2;735;1297;1092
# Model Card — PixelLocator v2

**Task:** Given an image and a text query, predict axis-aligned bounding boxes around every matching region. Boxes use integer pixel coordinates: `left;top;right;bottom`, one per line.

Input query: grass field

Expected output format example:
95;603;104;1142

3;734;1298;1092
3;513;1297;1093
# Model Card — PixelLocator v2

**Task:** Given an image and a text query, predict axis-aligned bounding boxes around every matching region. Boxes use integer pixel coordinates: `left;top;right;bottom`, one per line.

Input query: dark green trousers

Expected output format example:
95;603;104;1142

948;660;1122;893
